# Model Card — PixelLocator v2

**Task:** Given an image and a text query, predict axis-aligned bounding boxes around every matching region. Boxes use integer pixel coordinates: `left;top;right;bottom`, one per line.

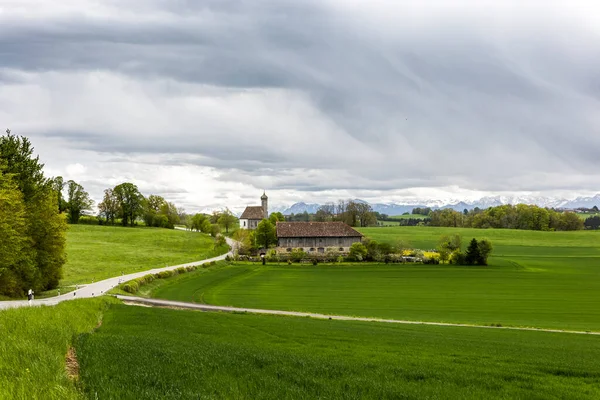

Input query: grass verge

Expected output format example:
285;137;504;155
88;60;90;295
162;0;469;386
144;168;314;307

0;297;118;399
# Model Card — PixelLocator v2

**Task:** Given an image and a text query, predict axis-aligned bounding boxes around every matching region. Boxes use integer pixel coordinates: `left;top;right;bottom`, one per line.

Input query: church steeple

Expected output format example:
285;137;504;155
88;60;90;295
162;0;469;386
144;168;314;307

261;191;268;219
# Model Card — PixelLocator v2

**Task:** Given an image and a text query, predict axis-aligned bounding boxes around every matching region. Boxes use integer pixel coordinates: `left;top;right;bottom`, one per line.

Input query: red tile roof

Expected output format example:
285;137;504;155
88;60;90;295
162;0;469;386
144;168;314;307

240;206;265;220
276;222;363;238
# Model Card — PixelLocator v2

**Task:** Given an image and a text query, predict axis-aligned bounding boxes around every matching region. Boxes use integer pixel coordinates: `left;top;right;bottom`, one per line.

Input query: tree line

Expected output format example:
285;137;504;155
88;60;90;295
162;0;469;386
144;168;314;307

428;205;584;231
286;200;377;227
0;130;66;296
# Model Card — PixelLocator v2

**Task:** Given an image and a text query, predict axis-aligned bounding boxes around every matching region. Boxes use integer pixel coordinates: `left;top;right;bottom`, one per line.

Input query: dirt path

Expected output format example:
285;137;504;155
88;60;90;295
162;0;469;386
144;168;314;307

116;295;600;336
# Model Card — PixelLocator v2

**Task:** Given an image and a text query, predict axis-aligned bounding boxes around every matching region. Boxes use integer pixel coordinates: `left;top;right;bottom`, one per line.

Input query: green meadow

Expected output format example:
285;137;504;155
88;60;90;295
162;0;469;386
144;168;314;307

63;225;227;286
76;304;600;399
149;227;600;331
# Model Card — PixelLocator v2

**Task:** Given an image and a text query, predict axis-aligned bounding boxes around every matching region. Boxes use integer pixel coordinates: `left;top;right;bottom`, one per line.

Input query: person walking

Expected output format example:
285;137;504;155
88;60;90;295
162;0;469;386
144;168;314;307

27;289;33;305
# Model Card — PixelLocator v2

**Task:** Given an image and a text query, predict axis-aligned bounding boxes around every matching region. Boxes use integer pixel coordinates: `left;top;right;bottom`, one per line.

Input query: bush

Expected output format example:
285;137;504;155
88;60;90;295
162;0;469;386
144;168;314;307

157;270;173;279
176;267;186;275
122;282;139;294
349;242;368;261
186;266;196;272
290;249;306;263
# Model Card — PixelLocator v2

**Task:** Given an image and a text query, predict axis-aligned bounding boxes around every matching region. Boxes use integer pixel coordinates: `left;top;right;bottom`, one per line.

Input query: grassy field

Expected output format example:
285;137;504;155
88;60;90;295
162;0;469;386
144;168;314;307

149;226;600;331
0;298;116;400
63;225;227;286
389;214;429;220
76;304;600;399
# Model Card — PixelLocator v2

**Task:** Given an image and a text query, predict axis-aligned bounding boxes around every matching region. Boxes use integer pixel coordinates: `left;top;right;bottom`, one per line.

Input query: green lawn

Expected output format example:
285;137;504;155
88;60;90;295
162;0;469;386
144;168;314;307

63;225;227;286
149;227;600;331
76;304;600;399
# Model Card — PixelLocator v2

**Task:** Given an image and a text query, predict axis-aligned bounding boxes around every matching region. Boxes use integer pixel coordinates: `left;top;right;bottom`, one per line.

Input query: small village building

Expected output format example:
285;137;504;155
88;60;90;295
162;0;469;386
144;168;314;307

239;192;268;230
276;221;363;253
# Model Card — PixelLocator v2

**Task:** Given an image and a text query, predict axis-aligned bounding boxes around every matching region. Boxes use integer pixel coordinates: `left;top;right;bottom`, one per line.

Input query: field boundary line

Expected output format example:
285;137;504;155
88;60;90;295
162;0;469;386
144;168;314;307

115;295;600;336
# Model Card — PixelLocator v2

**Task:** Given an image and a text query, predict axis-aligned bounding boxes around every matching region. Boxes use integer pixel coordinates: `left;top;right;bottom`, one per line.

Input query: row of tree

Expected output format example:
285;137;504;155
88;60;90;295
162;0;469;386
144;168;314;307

0;130;66;296
307;200;377;227
428;205;584;231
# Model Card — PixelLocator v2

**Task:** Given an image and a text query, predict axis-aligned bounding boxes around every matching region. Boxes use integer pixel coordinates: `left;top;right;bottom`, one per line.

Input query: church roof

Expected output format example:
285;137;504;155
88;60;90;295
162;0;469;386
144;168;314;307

240;206;264;220
276;222;363;238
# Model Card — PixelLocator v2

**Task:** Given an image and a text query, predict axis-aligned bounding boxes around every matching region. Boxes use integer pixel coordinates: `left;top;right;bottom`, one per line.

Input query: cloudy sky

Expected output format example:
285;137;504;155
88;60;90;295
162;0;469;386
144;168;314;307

1;0;599;212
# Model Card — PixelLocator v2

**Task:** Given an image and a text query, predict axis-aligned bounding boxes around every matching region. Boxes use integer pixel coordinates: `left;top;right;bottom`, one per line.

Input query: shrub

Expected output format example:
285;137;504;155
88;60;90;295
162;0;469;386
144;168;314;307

186;266;196;272
176;267;186;275
290;249;306;263
122;282;139;294
225;254;232;262
157;271;173;279
349;242;367;261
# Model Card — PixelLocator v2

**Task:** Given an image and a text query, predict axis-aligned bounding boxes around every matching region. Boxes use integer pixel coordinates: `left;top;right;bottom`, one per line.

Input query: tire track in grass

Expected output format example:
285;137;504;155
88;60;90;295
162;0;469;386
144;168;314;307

116;295;600;336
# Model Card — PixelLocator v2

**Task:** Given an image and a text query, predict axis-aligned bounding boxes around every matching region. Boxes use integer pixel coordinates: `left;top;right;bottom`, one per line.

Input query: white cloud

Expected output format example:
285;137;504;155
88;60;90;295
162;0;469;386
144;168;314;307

1;0;600;212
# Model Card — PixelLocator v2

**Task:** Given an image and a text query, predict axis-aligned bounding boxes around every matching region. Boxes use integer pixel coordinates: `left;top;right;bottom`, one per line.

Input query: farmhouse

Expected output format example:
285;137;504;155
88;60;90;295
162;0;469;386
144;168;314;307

276;221;363;253
239;192;268;230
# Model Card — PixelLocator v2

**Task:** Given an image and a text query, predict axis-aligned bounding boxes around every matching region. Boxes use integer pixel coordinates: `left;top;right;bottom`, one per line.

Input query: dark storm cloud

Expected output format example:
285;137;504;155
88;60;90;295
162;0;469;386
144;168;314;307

1;0;600;196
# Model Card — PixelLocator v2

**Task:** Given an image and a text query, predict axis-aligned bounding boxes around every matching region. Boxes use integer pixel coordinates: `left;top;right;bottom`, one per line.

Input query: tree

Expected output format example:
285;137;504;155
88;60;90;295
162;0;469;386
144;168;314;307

477;239;493;265
218;208;238;233
348;242;367;261
560;212;584;231
465;238;481;265
438;234;462;253
232;229;252;255
160;201;180;228
0;129;47;202
0;170;35;296
269;211;285;225
142;195;166;227
201;219;212;234
255;219;276;249
0;130;66;295
27;187;67;289
98;188;118;225
584;216;600;230
66;180;93;224
51;176;68;213
210;224;221;237
113;183;144;226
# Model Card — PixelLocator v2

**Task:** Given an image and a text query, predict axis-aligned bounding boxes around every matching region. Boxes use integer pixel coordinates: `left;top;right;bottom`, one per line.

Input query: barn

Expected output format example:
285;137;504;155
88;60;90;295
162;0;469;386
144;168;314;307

276;221;363;254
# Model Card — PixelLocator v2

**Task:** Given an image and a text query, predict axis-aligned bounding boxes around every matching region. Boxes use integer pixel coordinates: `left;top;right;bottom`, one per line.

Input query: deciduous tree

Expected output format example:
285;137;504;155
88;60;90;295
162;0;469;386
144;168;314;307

255;219;276;249
66;180;94;224
113;182;144;226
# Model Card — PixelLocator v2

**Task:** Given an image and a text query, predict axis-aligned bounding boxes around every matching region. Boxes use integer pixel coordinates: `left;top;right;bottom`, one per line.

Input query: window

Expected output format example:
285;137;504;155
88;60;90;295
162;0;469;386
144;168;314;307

309;248;315;252
338;238;343;245
287;248;292;252
339;247;344;251
318;248;325;253
243;221;246;227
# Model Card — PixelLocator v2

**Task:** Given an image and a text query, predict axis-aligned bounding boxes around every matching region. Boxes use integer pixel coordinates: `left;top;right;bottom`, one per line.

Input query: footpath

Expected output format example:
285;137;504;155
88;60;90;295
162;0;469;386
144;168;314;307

0;235;234;310
116;295;600;336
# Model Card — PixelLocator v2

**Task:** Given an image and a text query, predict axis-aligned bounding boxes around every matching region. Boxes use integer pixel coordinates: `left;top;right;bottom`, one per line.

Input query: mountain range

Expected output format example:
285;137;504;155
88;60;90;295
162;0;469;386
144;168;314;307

274;194;600;216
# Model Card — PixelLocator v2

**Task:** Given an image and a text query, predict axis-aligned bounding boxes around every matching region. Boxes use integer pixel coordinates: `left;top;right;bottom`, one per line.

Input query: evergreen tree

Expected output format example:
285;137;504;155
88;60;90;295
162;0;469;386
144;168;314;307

465;238;481;265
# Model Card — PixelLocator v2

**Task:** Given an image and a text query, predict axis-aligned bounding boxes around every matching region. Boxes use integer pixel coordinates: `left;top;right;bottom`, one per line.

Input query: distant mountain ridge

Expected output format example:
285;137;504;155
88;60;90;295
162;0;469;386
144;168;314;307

278;194;600;216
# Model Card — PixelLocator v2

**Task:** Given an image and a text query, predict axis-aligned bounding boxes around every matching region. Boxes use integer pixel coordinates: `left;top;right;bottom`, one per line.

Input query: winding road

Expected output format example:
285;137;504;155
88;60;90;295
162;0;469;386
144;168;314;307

0;234;235;310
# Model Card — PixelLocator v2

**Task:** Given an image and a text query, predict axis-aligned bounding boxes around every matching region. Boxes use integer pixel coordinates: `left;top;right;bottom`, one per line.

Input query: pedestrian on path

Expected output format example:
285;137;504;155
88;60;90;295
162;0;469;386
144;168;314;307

27;289;34;305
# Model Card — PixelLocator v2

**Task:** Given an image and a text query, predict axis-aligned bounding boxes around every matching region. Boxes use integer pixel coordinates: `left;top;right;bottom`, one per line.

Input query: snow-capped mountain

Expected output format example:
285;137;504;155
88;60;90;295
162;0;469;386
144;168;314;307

276;194;600;216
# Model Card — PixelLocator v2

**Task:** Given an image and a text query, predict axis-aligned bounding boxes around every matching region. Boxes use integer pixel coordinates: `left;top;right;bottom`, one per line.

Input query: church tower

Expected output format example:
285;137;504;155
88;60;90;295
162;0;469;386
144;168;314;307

261;191;268;219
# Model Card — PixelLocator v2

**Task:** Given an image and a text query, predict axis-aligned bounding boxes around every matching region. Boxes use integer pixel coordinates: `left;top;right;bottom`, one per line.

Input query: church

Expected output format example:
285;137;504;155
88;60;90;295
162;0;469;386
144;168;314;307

239;192;268;230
